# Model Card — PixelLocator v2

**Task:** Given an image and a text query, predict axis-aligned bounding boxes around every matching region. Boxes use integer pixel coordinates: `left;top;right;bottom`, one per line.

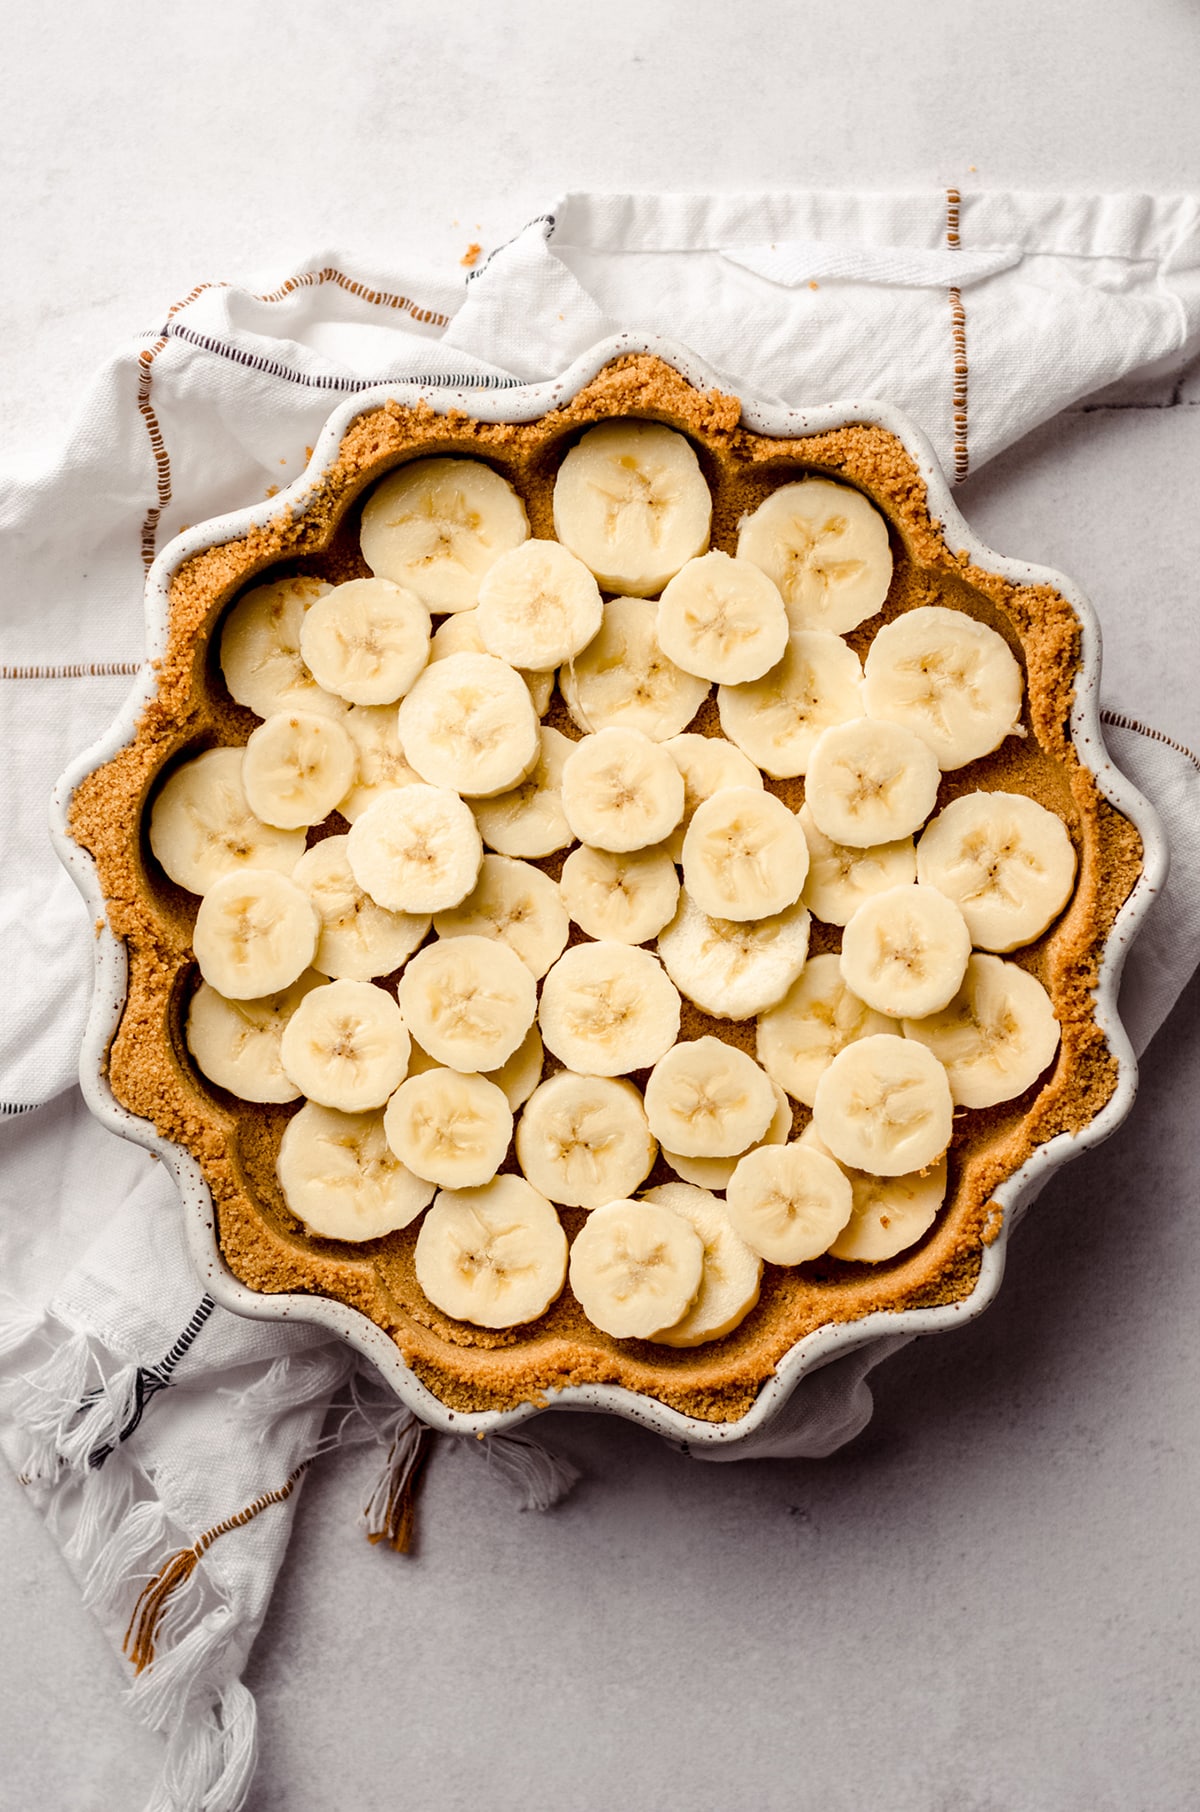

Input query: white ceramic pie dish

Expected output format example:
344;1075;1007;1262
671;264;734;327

49;332;1169;1448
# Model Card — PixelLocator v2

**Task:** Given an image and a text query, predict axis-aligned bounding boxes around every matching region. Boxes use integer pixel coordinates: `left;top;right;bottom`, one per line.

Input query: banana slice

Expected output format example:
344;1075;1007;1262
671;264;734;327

798;802;916;927
383;1068;513;1188
863;605;1025;770
432;853;569;979
149;747;306;896
193;869;319;999
641;1184;762;1346
839;883;971;1018
279;977;411;1111
515;1071;656;1209
485;1021;545;1110
812;1032;953;1176
553;420;712;597
292;836;430;981
662;731;762;862
277;1101;434;1241
397;933;537;1072
242;710;357;830
561;597;709;741
662;1081;792;1190
476;537;604;669
682;786;809;923
805;719;941;848
360;457;529;614
415;1175;568;1329
916;791;1077;952
219;575;346;721
656;550;789;685
725;1142;854;1265
397;651;539;798
338;703;424;823
800;1125;947;1263
428;608;554;716
644;1035;777;1158
568;1197;705;1339
472;725;575;861
560;726;685;853
538;942;681;1077
903;952;1060;1108
756;953;894;1107
298;577;430;706
657;891;810;1020
717;629;865;778
185;970;325;1103
736;477;892;633
560;844;680;945
346;784;482;915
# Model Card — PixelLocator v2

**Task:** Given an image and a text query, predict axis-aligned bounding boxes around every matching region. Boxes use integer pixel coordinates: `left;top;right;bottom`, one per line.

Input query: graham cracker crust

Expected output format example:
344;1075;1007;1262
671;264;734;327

70;354;1143;1424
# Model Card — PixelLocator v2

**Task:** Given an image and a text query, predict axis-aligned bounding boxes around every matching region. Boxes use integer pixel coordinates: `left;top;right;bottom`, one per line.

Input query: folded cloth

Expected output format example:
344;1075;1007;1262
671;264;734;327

2;191;1199;1812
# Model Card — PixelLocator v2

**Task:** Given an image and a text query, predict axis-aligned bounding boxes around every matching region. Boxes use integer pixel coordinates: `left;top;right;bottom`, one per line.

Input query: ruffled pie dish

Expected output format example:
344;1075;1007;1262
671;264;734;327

53;337;1165;1444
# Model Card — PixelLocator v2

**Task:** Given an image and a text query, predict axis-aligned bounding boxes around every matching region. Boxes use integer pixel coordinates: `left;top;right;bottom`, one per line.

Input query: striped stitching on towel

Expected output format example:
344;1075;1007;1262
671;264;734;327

946;188;969;483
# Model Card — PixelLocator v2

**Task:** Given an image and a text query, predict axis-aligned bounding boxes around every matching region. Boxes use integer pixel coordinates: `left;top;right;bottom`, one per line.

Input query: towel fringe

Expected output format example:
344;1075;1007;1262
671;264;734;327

363;1415;432;1552
473;1428;581;1511
0;1290;45;1359
220;1344;356;1440
145;1678;257;1812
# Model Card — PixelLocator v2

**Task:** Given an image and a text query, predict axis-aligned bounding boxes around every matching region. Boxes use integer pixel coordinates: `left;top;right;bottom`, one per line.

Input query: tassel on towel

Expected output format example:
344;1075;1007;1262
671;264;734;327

363;1416;434;1552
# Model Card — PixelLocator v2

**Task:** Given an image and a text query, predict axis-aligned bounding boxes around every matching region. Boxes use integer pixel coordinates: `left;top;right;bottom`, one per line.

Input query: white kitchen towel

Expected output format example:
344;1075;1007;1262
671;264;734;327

2;190;1200;1812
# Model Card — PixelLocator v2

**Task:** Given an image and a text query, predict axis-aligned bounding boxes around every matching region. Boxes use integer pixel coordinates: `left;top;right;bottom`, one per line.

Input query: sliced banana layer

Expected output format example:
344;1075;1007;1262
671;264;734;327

553;420;712;597
801;1126;947;1263
725;1142;854;1265
839;882;971;1018
812;1032;953;1176
657;892;811;1020
903;952;1060;1108
338;703;424;823
476;537;604;668
485;1021;545;1111
644;1035;776;1158
682;786;809;923
717;630;865;778
472;725;575;860
298;578;430;707
662;731;762;862
560;844;680;945
279;977;411;1112
396;651;539;798
428;608;554;716
242;710;357;830
149;747;306;896
568;1198;705;1340
346;784;482;915
560;726;685;853
360;457;529;614
642;1184;762;1347
663;1081;792;1190
561;597;709;741
383;1068;513;1188
277;1101;434;1242
193;869;319;999
805;719;941;848
798;802;916;927
185;970;325;1104
863;605;1024;770
756;953;894;1108
656;550;789;685
432;853;569;979
292;835;430;981
415;1175;568;1329
538;942;681;1077
916;791;1077;952
515;1072;656;1209
397;932;537;1072
219;576;343;720
736;477;893;633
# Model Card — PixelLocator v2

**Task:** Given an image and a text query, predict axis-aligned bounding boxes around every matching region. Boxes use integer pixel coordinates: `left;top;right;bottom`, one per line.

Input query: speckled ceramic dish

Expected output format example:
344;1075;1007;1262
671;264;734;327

50;334;1168;1448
